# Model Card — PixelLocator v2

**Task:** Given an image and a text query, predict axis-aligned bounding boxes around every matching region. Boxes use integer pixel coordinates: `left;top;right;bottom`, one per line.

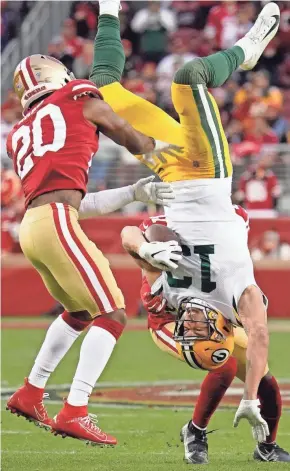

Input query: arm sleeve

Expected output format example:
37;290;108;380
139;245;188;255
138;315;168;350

79;185;135;218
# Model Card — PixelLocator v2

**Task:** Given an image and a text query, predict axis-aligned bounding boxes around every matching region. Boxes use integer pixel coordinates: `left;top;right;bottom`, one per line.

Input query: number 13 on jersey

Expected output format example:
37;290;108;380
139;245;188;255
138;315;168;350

167;244;216;293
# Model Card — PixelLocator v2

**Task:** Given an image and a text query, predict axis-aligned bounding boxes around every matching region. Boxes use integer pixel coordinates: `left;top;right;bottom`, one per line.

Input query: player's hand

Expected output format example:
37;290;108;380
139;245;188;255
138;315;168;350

133;176;175;207
142;290;167;313
233;399;269;442
138;240;182;271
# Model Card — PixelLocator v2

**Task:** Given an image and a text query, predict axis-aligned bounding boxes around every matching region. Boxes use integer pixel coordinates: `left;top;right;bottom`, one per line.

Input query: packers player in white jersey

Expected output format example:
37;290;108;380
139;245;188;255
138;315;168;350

91;0;282;445
122;213;290;464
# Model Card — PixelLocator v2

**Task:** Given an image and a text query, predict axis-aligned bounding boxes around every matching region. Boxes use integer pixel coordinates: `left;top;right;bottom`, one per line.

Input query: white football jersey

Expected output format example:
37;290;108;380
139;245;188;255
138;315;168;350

158;178;257;325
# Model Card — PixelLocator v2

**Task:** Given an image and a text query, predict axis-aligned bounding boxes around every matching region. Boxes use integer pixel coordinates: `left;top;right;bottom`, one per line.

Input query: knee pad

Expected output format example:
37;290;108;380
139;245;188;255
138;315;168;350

174;58;206;86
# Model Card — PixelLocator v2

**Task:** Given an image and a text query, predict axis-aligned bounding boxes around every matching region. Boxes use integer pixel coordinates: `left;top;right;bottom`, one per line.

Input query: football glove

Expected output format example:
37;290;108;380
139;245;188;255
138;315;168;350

138;240;182;271
141;277;167;313
133;176;175;207
233;399;270;442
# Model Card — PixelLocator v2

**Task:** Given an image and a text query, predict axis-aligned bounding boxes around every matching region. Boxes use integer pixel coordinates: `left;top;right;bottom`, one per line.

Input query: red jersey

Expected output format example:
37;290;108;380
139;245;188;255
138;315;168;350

6;79;102;208
238;169;280;211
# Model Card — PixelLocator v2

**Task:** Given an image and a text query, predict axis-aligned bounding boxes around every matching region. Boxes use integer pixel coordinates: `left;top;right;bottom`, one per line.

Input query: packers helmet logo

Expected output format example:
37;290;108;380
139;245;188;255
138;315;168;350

211;349;230;364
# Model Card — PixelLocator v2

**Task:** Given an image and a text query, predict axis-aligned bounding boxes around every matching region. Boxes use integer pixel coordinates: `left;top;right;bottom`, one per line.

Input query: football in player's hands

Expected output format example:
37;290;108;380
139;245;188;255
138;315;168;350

144;223;180;245
138;225;182;271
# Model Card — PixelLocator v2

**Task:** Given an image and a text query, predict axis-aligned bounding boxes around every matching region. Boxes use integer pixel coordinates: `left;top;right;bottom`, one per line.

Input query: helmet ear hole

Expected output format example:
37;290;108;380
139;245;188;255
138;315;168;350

64;78;69;84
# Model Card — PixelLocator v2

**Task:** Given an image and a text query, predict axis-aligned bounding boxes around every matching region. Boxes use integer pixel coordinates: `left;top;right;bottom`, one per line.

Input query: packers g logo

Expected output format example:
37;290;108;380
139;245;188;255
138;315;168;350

211;349;230;364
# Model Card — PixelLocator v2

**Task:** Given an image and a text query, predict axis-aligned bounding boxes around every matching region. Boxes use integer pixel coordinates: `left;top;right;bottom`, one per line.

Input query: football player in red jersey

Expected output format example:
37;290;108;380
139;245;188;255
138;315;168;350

121;207;289;464
5;54;178;446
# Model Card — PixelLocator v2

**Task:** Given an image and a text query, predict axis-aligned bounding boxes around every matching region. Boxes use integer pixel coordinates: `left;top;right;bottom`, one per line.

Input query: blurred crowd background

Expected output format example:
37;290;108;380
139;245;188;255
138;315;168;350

1;1;290;261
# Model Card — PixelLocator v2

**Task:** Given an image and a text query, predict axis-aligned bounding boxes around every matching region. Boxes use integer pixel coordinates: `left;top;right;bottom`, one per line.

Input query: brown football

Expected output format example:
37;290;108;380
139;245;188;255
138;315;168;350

144;224;180;243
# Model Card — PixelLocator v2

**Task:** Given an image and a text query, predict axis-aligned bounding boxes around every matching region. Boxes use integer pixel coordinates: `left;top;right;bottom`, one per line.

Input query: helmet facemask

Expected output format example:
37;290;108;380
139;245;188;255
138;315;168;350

173;298;227;346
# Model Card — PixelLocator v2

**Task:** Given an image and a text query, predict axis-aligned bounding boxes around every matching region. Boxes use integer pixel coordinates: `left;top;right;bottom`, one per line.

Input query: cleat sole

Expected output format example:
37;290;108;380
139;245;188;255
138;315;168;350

6;405;51;431
51;428;116;447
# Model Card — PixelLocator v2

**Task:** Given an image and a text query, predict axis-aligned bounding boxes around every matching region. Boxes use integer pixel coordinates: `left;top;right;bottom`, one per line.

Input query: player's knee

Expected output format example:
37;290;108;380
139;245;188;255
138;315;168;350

174;58;205;86
93;309;127;341
62;310;92;331
109;308;127;326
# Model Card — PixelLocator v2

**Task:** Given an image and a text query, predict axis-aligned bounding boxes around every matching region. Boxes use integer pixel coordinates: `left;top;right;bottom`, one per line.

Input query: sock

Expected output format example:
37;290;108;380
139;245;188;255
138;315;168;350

99;0;120;17
174;46;245;89
67;318;124;407
90;14;125;88
258;374;282;444
192;356;237;428
28;314;84;389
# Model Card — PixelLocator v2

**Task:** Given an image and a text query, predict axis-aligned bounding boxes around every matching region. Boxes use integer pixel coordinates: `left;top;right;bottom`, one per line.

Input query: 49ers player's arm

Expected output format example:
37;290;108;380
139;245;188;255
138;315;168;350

83;98;155;155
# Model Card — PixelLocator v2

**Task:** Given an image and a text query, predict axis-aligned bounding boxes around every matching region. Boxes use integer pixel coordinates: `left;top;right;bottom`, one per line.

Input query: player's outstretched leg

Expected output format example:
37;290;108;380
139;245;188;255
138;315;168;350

51;310;126;446
180;357;237;464
253;373;290;462
90;0;125;88
174;2;280;90
6;311;92;430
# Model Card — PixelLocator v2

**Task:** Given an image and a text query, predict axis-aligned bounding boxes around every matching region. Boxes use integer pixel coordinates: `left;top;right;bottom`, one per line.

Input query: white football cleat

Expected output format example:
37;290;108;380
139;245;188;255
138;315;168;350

235;2;280;71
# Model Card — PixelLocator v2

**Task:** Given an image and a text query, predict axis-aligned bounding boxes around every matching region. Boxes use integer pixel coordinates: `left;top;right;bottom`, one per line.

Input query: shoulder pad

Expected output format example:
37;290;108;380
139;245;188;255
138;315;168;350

65;79;103;100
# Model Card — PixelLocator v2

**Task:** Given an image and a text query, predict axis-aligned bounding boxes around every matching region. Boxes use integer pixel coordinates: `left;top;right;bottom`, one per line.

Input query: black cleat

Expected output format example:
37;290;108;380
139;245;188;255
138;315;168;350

180;421;209;464
254;442;290;462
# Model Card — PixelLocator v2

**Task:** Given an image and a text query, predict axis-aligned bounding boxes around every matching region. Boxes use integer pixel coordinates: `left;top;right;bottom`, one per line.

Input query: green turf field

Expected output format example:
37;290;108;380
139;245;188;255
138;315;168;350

2;320;290;471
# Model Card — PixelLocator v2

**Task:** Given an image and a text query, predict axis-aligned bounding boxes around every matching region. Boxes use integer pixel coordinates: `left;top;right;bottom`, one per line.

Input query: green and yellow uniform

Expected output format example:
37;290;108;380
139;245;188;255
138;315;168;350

90;16;245;182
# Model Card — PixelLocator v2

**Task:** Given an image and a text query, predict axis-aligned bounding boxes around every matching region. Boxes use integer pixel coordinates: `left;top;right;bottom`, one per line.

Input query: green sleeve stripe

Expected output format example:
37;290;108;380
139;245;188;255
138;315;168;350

191;86;221;178
202;88;228;178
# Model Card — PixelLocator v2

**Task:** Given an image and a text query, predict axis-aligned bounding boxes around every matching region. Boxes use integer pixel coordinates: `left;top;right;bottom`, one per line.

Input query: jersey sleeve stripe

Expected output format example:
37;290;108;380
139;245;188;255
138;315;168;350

72;84;99;92
51;203;113;313
155;328;179;353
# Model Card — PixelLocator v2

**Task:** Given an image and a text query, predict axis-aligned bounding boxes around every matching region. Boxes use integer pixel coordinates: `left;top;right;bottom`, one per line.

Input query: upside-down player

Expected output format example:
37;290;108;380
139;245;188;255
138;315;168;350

5;54;178;445
89;0;281;442
122;210;290;463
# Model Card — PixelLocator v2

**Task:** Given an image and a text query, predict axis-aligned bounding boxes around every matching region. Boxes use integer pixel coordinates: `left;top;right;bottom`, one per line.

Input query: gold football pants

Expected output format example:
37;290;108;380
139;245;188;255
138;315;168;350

19;203;124;316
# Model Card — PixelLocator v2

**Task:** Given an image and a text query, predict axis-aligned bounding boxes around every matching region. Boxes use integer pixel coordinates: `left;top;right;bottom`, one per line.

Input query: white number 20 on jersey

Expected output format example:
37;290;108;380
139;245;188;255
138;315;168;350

12;104;66;179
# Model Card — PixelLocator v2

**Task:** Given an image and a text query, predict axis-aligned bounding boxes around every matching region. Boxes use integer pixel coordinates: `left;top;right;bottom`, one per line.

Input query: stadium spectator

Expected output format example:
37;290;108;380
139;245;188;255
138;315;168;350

171;1;200;29
265;105;290;143
1;167;22;210
122;38;143;79
234;70;283;112
244;117;279;146
1;202;24;255
204;1;254;50
251;230;290;261
48;18;84;71
70;1;98;39
73;39;94;78
279;2;290;51
278;53;290;89
131;1;177;63
156;31;197;110
237;158;281;218
1;108;19;166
